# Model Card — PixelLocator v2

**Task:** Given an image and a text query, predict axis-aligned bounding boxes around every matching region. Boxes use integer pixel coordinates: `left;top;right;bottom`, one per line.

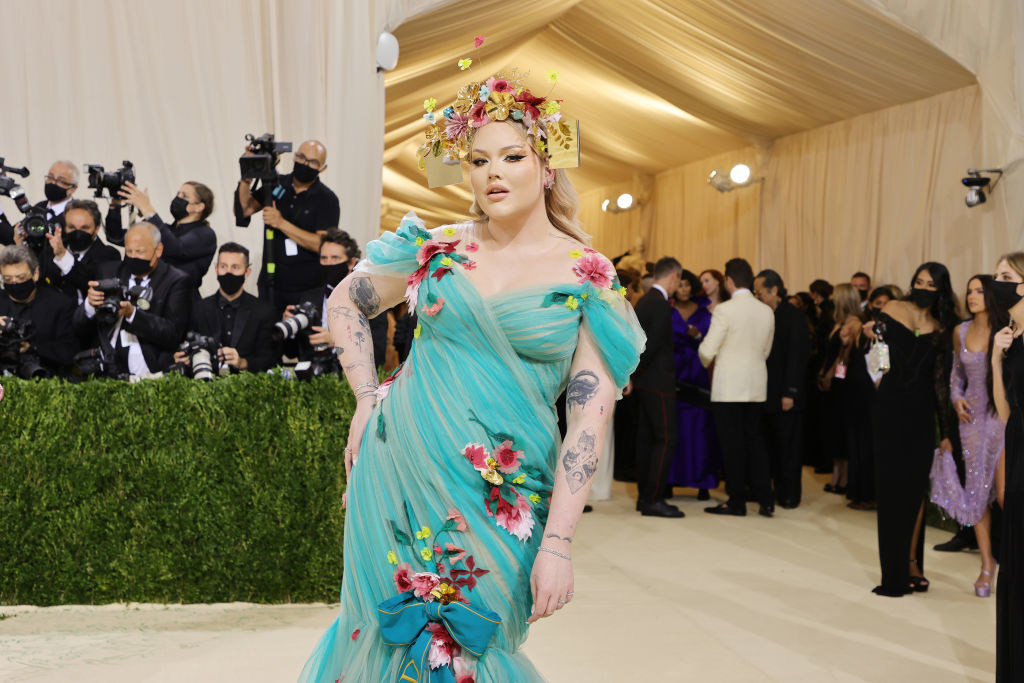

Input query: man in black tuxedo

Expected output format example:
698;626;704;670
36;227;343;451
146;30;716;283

175;242;277;373
73;222;191;376
0;245;78;377
755;269;810;509
629;256;684;518
0;160;78;246
38;200;121;305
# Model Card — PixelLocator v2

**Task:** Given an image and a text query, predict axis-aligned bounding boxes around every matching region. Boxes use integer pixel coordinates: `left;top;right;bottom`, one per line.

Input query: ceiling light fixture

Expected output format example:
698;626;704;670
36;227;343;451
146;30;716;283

708;164;760;193
617;193;634;210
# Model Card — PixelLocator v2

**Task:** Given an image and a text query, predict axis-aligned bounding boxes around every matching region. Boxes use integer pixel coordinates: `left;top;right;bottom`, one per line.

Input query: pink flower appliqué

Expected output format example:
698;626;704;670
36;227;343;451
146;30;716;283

445;542;467;566
445;112;469;141
426;622;461;670
351;629;361;641
465;242;479;252
405;266;429;309
411;572;441;600
453;656;476;683
416;240;447;265
422;297;445;316
492;440;523;474
573;252;615;289
462;443;489;471
473;35;486;48
493;489;535;542
446;508;468;532
394;562;414;593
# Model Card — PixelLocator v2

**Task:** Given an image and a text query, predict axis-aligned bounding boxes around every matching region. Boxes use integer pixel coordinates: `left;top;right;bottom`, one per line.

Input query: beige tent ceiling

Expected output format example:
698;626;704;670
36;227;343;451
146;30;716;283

382;0;975;228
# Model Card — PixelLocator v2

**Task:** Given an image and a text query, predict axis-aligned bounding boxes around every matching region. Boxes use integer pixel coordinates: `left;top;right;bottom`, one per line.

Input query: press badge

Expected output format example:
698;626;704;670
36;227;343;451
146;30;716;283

284;238;299;256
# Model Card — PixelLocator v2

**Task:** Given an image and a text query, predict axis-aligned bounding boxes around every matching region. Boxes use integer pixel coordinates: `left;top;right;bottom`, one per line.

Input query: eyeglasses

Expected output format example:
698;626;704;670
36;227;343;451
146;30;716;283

44;174;75;189
294;153;321;169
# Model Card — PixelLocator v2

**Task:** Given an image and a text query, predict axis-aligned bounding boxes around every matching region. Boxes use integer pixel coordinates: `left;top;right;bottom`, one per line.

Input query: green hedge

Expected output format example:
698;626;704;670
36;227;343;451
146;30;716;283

0;373;353;605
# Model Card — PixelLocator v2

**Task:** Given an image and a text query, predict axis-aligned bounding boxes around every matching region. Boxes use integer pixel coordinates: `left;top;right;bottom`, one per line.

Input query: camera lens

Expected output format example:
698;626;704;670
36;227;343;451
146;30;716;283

191;348;214;381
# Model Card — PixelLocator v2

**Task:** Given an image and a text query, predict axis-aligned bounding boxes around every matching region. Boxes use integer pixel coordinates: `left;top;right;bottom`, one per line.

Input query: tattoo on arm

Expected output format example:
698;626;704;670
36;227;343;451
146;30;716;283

545;533;573;543
349;277;381;317
561;428;598;494
566;370;600;411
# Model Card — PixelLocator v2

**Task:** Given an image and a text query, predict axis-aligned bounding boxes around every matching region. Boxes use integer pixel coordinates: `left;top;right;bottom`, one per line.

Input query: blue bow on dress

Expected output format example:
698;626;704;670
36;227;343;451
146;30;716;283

377;590;501;682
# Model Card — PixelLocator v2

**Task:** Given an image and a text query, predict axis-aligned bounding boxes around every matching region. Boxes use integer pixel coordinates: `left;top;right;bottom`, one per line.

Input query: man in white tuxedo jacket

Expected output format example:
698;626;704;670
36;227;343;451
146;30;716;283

698;258;776;517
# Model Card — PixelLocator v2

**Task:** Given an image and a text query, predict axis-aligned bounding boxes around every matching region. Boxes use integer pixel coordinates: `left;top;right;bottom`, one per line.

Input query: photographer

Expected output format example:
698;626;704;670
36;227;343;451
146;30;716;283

286;229;387;367
106;181;217;296
234;139;340;314
1;160;78;246
73;222;191;376
38;199;121;305
0;245;78;376
174;242;277;373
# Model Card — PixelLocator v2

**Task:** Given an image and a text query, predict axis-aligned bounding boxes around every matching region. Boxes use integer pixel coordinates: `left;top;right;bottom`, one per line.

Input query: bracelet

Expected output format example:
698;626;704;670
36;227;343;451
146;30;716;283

538;546;571;560
352;381;378;393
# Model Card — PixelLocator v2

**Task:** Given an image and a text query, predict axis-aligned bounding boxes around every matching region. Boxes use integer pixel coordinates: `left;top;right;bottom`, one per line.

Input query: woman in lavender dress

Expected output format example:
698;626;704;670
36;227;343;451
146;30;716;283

930;275;1003;596
668;270;720;498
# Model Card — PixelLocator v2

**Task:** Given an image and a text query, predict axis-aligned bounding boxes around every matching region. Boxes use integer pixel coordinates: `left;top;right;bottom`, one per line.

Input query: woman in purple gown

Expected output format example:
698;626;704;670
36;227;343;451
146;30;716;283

668;270;721;497
930;275;1004;596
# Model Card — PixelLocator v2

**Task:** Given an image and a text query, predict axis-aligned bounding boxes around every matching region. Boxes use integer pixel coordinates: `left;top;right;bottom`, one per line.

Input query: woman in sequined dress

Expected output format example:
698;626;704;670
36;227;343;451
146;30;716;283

929;275;1003;597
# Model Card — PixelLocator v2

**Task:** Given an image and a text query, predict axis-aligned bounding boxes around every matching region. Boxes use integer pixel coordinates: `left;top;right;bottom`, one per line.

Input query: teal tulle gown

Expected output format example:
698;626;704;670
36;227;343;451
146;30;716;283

299;213;645;682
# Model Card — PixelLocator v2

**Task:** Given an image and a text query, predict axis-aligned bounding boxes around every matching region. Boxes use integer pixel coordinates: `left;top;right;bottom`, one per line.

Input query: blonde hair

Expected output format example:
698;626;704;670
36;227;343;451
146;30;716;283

467;120;591;245
832;283;862;325
998;251;1024;279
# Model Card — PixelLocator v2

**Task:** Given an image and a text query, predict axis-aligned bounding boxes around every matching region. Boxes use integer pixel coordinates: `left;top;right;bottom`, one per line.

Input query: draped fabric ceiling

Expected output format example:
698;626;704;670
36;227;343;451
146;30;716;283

381;0;976;229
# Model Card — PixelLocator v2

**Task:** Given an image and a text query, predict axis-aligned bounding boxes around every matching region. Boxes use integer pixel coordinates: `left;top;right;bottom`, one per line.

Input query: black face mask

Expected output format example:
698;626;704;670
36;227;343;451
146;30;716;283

321;262;349;289
169;196;191;222
217;272;246;296
991;280;1024;312
293;161;319;184
44;182;68;203
65;229;95;252
858;288;868;302
910;288;938;310
5;279;35;301
125;256;153;277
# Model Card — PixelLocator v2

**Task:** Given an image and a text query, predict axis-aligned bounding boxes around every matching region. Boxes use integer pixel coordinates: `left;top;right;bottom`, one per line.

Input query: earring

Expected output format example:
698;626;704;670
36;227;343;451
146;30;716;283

544;178;555;190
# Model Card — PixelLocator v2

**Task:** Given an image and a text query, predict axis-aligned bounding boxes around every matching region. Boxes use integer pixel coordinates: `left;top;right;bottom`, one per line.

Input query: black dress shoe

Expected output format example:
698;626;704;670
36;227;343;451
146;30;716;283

758;505;774;518
933;528;978;552
704;502;746;516
697;489;710;501
640;501;685;518
582;504;593;514
778;499;798;509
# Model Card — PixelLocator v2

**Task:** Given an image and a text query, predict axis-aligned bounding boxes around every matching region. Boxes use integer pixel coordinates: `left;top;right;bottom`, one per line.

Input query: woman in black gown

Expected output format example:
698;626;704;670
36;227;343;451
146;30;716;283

990;252;1024;681
867;263;958;597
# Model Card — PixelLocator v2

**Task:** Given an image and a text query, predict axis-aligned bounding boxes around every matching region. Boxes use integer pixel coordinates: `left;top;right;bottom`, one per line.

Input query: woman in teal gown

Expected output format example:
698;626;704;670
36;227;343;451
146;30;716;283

299;75;645;682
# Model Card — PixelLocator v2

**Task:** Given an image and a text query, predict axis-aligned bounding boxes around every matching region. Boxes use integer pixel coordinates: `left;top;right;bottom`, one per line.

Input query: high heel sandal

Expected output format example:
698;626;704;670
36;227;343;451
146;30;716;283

975;569;993;598
909;560;929;593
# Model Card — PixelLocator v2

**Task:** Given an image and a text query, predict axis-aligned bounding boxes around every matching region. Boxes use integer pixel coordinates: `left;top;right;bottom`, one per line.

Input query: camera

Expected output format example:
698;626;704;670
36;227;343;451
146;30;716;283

0;159;32;215
86;161;135;199
171;331;223;381
0;316;47;379
93;277;153;327
272;300;320;341
72;347;124;381
20;205;58;251
240;133;292;181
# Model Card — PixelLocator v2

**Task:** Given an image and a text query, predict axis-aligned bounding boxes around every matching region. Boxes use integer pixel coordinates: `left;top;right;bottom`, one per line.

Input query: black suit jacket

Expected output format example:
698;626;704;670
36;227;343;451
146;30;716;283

39;238;122;303
73;260;191;372
0;286;79;374
294;286;389;367
765;300;811;413
631;287;675;393
191;291;278;372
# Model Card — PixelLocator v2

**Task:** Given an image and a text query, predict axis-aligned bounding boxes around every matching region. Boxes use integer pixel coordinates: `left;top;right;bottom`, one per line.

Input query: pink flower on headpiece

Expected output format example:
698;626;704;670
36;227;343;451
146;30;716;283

468;101;489;128
573;252;615;289
445;112;470;141
485;77;512;94
426;622;460;669
473;36;486;48
492;440;523;474
411;572;441;600
393;562;414;592
514;90;545;120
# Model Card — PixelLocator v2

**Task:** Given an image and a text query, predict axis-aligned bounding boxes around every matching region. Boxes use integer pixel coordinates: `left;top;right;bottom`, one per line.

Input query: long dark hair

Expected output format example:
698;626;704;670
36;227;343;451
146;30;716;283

964;274;1001;413
908;262;959;337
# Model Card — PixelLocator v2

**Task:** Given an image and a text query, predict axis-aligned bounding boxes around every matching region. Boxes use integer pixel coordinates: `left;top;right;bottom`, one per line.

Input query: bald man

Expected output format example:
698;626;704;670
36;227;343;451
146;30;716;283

234;138;341;314
1;160;79;246
74;222;191;376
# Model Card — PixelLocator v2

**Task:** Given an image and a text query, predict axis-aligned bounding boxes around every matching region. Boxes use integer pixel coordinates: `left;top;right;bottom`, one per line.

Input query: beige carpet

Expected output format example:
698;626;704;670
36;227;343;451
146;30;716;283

0;471;996;682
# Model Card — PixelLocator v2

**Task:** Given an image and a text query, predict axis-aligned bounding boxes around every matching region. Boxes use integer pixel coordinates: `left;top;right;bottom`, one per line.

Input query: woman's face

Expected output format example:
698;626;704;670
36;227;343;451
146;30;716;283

699;273;717;296
996;259;1024;284
176;184;202;217
965;278;986;315
913;268;937;291
676;279;692;301
869;294;891;312
468;122;549;224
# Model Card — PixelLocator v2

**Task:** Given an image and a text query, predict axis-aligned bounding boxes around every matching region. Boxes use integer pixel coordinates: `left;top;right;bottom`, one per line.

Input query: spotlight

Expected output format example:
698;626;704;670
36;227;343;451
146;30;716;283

601;198;610;212
961;168;1002;208
616;193;633;210
729;164;751;185
708;169;733;192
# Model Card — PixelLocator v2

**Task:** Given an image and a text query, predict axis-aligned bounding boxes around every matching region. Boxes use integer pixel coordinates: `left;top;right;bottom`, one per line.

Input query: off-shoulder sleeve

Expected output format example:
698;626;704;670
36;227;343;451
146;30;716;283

353;211;430;279
578;281;647;399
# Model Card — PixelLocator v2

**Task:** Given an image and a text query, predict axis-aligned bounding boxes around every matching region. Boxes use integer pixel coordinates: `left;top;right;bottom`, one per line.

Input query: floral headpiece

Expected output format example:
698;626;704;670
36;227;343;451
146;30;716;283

419;37;579;187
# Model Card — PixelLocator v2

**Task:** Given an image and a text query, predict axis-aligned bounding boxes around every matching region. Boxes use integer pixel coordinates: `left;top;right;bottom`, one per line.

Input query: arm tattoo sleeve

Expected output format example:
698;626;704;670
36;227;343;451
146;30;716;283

349;276;382;317
566;370;600;411
562;428;598;494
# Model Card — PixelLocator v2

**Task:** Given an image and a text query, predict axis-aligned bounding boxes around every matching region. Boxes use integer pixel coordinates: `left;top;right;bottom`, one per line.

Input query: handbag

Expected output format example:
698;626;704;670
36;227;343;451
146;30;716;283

676;381;711;408
866;336;890;377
